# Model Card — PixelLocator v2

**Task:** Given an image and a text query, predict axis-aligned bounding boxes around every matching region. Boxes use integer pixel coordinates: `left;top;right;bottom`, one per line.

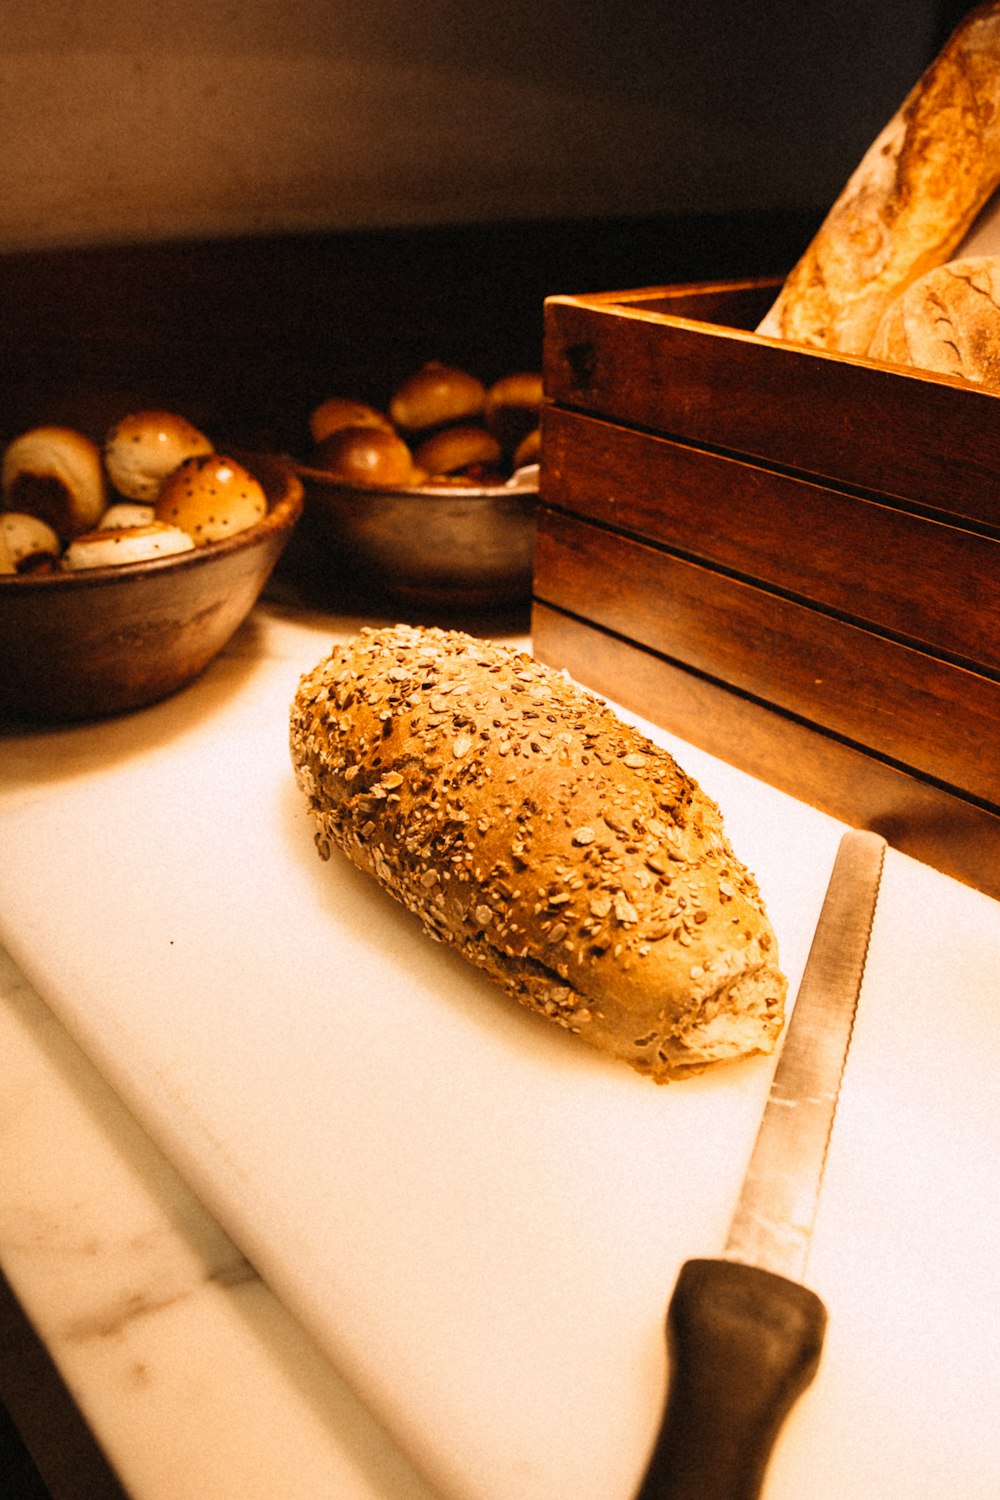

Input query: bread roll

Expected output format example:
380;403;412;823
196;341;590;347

309;397;392;446
512;427;541;468
61;522;195;569
2;426;106;540
483;372;544;451
98;502;157;530
868;253;1000;386
104;409;213;502
155;454;267;544
314;425;418;487
0;511;61;573
389;364;486;433
412;424;502;477
289;625;787;1081
757;2;1000;355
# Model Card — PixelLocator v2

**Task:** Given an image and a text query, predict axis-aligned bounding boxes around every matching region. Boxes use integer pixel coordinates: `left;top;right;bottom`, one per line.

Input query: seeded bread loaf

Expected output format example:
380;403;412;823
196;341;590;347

289;625;786;1081
757;2;1000;355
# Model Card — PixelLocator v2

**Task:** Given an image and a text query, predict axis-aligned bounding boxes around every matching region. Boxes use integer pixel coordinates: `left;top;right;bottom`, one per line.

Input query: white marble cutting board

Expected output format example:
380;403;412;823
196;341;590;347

1;602;998;1500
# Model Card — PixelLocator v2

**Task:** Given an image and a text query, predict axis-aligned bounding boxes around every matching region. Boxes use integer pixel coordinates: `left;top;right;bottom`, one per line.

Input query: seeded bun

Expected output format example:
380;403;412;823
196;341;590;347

154;453;267;545
103;409;214;502
289;625;786;1080
61;522;196;569
98;501;157;530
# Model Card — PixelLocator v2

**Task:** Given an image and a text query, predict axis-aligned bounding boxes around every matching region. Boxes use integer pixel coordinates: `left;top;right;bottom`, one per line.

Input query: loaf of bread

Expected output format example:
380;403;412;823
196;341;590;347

868;253;1000;386
289;625;787;1081
757;2;1000;355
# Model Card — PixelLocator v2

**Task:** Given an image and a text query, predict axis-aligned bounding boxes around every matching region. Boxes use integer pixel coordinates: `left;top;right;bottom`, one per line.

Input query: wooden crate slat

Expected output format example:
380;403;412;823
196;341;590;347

538;280;1000;898
568;278;782;328
533;508;1000;809
544;288;1000;531
531;603;1000;902
540;405;1000;676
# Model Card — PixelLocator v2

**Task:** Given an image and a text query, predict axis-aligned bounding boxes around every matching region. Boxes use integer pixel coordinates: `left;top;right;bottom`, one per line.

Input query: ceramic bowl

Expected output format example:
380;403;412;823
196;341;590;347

294;464;537;612
0;451;303;723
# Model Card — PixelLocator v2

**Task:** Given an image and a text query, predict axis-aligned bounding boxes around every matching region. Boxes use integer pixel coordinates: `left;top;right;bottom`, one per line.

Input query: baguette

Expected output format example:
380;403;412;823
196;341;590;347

868;253;1000;386
289;625;786;1081
757;2;1000;355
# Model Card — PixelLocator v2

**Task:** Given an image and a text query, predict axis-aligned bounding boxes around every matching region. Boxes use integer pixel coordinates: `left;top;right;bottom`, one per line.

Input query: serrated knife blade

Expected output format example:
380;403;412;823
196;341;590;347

635;827;886;1500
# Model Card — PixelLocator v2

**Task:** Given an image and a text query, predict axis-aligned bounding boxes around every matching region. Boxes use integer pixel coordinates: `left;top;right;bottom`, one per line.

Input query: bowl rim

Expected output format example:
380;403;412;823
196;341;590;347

293;459;539;501
0;452;303;592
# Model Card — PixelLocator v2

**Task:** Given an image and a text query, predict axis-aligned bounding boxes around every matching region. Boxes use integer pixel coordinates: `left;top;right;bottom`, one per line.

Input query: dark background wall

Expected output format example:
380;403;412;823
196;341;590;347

0;1;964;252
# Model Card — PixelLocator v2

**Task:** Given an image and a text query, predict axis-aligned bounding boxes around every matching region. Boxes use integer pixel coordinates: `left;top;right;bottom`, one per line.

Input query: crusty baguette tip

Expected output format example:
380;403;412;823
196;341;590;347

758;1;1000;355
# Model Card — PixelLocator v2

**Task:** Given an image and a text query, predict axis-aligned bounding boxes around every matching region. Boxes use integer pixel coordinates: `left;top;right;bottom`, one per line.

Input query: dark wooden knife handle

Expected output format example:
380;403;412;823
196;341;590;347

634;1258;827;1500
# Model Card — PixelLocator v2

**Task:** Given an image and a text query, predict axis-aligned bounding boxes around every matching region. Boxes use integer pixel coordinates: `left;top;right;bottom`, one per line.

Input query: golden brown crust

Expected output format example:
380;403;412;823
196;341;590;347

388;364;486;433
154;454;267;544
868;253;1000;387
289;625;786;1081
758;3;1000;355
313;425;418;487
483;372;544;451
308;397;392;446
103;409;213;502
412;424;502;477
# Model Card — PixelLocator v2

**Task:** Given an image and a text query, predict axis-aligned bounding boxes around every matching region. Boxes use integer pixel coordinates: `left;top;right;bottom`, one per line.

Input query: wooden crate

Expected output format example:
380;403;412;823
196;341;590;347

533;278;1000;899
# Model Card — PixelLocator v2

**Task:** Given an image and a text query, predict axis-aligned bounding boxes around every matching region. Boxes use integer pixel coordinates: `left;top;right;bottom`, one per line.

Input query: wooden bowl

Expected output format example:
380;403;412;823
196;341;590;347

294;465;537;611
0;451;303;723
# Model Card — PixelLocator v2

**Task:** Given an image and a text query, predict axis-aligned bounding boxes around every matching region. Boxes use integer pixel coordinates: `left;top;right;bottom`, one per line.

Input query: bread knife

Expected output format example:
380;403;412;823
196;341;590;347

635;827;886;1500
